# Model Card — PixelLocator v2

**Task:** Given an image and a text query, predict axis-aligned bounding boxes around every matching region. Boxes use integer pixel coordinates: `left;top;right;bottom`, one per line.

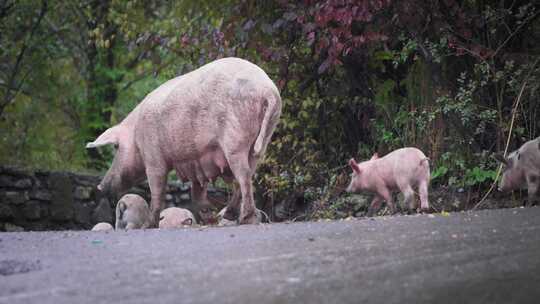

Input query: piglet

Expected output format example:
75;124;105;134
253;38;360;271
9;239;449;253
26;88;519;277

217;206;264;226
91;222;113;231
115;194;151;229
159;207;197;229
346;147;430;216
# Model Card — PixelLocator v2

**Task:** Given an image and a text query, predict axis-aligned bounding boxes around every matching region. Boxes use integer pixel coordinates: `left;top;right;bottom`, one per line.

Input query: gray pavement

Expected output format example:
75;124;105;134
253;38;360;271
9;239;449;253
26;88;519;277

1;207;540;304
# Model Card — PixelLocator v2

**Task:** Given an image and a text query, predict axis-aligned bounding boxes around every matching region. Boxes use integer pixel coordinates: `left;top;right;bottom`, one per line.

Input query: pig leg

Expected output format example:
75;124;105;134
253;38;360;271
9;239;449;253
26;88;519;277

401;185;416;212
378;189;396;215
418;180;430;211
191;181;210;207
147;171;167;228
228;155;257;224
526;175;539;207
367;196;383;217
223;182;241;221
192;181;216;225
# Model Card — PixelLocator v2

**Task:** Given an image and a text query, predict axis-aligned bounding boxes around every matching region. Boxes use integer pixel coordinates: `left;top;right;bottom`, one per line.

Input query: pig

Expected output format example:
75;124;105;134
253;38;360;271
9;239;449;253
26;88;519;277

494;137;540;206
217;206;263;226
159;207;197;229
115;194;151;229
91;222;114;231
217;206;240;226
86;58;282;226
346;147;430;216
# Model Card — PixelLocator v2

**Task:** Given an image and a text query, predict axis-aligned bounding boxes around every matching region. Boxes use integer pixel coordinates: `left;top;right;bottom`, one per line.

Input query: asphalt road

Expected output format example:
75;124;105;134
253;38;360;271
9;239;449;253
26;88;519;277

1;207;540;304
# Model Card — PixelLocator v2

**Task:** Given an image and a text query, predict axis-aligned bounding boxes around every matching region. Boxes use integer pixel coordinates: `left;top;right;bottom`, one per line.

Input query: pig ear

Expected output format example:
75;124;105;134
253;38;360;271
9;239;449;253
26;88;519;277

86;126;121;148
493;153;508;165
182;218;193;225
370;153;379;160
349;158;361;174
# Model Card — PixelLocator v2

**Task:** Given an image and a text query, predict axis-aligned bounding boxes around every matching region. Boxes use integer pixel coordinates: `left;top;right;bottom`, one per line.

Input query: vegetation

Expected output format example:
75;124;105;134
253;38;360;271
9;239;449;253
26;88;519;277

1;0;539;219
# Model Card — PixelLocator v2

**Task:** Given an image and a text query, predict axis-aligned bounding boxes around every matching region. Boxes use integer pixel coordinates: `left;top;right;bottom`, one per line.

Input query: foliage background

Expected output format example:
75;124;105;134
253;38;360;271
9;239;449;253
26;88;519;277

1;0;539;219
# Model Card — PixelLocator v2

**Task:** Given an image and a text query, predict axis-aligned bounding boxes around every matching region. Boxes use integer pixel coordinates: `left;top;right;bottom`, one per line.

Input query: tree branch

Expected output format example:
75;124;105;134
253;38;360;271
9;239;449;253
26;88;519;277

0;0;48;117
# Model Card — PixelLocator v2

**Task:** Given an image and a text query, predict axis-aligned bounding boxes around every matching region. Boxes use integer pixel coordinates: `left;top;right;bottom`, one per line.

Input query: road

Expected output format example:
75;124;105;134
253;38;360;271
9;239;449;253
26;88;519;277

1;207;540;304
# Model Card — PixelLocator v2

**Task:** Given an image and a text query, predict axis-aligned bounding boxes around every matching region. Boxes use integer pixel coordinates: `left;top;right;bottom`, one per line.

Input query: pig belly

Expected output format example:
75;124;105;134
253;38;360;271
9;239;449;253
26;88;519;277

175;148;230;184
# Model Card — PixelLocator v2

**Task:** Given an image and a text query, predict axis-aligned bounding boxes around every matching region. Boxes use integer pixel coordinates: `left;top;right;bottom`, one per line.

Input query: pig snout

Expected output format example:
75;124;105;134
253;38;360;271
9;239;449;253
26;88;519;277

96;182;111;196
345;180;355;193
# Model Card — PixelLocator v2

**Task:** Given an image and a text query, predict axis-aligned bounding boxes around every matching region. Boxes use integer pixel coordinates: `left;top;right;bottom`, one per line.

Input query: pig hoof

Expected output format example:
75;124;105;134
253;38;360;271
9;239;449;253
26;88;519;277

420;207;430;213
223;208;239;221
239;213;258;225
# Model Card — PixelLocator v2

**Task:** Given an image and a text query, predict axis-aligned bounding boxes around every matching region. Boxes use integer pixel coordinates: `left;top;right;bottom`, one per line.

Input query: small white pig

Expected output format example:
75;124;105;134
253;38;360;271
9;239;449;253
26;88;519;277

217;207;238;226
159;207;197;229
494;137;540;206
217;206;263;226
346;147;430;216
91;222;113;231
115;194;151;229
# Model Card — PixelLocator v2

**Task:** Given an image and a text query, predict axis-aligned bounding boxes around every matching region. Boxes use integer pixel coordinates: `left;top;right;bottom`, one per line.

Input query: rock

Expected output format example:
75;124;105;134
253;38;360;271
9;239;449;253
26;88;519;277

350;194;370;208
73;186;92;200
3;191;29;205
4;223;24;232
129;188;147;199
27;221;50;231
0;204;14;219
74;202;92;226
0;166;32;177
72;174;101;187
49;172;74;221
0;175;16;187
23;201;46;220
179;182;190;192
29;189;52;201
165;194;174;202
14;179;32;189
179;193;190;201
92;198;113;224
354;210;367;217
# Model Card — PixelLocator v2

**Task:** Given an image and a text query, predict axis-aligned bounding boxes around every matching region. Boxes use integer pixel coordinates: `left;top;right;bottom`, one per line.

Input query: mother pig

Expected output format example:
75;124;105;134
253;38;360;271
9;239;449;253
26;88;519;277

86;57;282;225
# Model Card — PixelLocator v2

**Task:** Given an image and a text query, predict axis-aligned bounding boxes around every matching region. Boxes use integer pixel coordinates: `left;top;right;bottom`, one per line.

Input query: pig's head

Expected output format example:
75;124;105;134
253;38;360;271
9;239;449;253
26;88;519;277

86;125;144;196
494;152;525;192
346;158;366;193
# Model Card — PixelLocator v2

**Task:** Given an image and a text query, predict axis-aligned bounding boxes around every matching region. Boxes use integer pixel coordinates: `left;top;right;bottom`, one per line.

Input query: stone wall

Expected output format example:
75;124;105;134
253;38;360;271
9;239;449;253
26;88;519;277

0;166;229;232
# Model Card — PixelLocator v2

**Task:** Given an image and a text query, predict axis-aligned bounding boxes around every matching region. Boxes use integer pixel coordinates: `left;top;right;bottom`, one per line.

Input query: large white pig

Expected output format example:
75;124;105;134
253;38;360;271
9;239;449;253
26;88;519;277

86;58;282;226
494;137;540;206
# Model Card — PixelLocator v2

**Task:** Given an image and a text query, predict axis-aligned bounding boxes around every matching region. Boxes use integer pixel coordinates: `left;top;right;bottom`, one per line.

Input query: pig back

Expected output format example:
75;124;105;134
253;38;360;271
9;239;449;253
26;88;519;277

517;137;540;171
384;147;430;185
